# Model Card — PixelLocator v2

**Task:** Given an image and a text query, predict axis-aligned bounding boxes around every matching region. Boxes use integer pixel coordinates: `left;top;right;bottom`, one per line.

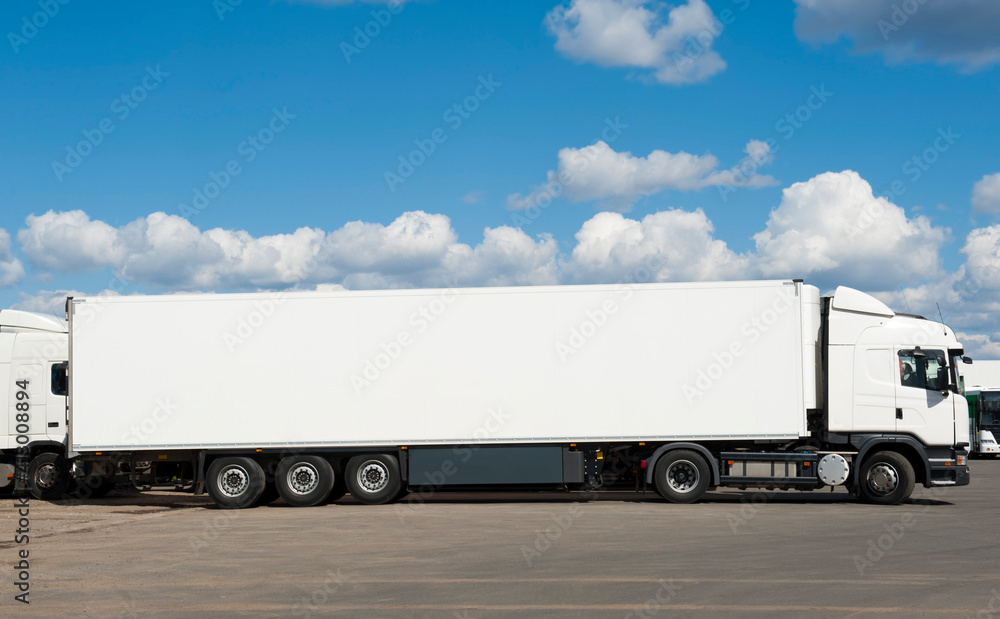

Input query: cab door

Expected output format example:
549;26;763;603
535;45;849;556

45;362;68;439
895;348;954;445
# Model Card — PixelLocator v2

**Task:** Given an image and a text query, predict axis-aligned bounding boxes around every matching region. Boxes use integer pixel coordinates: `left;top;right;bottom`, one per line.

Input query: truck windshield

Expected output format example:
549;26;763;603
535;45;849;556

980;392;1000;427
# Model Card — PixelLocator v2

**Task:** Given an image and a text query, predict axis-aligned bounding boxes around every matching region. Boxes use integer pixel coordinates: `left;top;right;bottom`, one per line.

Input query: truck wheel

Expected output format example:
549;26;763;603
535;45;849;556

28;453;71;501
275;455;335;507
345;454;401;505
255;482;281;506
72;472;117;500
859;451;914;505
206;457;265;509
653;450;710;504
326;462;348;504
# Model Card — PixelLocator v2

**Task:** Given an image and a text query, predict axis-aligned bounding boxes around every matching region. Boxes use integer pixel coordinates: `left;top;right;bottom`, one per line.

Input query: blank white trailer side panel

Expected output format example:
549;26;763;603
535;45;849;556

69;280;812;451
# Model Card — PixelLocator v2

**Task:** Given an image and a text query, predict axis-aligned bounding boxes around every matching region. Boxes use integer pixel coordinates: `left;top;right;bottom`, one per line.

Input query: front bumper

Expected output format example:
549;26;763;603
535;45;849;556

929;459;970;487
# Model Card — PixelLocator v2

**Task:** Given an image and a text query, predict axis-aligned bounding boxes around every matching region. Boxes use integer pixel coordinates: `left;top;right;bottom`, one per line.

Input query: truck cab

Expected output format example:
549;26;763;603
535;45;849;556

0;310;70;493
825;288;970;489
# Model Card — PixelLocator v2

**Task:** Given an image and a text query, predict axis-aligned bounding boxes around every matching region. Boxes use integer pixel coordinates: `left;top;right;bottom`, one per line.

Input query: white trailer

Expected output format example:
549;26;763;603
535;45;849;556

1;280;971;507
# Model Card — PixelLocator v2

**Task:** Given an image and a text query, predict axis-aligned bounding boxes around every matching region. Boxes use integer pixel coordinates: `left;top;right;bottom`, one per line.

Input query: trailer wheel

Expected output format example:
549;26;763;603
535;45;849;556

859;451;914;505
206;457;265;509
345;454;401;505
326;462;348;504
255;482;281;506
27;453;72;501
275;455;335;507
653;450;710;504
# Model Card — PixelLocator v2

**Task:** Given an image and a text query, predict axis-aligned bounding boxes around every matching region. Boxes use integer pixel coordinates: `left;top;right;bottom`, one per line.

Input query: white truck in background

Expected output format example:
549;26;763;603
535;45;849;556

0;279;971;508
959;360;1000;457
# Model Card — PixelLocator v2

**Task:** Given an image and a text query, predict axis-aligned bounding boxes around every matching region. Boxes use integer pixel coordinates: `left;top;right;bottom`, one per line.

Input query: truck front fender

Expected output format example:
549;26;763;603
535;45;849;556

644;442;720;486
852;435;931;488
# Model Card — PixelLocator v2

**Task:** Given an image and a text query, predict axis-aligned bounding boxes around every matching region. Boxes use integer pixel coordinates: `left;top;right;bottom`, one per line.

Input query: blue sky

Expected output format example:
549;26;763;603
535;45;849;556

2;0;1000;352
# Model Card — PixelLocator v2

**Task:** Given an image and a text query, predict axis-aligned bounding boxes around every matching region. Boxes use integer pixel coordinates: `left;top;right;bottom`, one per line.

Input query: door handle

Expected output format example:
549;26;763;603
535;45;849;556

896;408;903;420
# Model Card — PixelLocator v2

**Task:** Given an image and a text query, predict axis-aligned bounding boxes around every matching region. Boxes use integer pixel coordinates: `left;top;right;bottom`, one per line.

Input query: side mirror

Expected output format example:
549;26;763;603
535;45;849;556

963;356;973;364
912;347;927;359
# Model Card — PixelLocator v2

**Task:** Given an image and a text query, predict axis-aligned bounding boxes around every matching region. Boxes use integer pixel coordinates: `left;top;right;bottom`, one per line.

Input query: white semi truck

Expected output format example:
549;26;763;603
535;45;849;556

0;279;971;508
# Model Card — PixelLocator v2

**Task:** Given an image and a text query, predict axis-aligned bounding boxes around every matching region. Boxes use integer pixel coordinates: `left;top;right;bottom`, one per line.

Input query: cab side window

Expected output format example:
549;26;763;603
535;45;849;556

51;362;67;396
898;349;947;391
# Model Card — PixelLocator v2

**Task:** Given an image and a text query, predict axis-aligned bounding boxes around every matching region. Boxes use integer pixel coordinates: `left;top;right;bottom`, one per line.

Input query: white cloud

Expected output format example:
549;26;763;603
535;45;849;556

753;170;948;290
546;0;727;85
12;289;89;317
20;170;1000;358
794;0;1000;72
19;210;121;274
972;173;1000;213
14;210;558;292
0;229;25;287
564;209;749;284
508;139;776;210
955;332;1000;359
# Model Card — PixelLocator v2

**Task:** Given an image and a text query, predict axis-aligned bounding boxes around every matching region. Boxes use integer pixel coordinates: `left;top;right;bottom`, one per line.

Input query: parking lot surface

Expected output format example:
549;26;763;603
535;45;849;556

3;460;999;617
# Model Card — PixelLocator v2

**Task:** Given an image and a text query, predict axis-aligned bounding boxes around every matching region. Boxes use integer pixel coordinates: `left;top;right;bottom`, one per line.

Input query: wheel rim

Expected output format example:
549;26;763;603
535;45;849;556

666;459;699;493
35;463;62;490
286;463;320;495
867;463;899;495
218;465;250;497
356;460;389;493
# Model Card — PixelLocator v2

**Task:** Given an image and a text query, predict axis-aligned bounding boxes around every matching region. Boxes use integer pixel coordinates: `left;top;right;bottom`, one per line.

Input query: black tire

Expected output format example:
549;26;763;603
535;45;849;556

72;472;117;500
859;451;915;505
255;482;281;506
28;453;72;501
206;457;265;509
345;454;401;505
326;461;348;504
275;455;335;507
652;449;711;504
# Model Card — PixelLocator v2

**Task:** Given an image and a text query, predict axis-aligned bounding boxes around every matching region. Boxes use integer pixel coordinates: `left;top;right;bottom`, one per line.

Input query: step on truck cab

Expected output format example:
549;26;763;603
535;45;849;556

0;280;972;507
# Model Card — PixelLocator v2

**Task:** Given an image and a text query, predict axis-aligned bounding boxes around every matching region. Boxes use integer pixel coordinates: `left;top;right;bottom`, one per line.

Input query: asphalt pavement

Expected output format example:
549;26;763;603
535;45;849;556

3;459;999;617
